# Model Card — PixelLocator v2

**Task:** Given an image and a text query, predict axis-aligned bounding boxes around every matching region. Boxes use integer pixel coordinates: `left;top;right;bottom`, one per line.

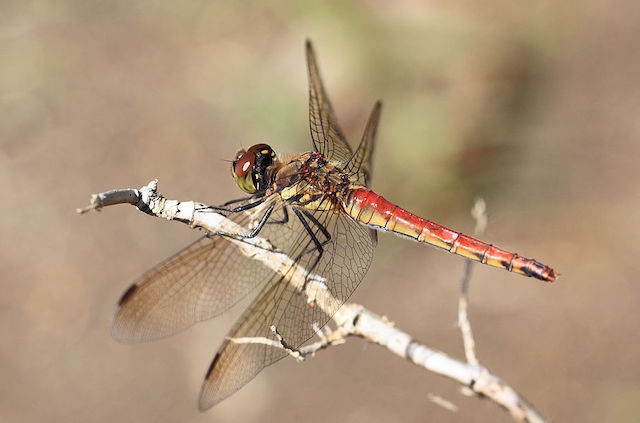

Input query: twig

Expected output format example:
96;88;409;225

227;323;343;362
80;181;550;422
428;393;459;412
457;197;487;366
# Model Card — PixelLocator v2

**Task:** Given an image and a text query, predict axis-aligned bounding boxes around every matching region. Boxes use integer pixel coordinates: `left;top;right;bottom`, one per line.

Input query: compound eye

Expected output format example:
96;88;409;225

231;151;257;194
234;149;246;161
232;154;253;178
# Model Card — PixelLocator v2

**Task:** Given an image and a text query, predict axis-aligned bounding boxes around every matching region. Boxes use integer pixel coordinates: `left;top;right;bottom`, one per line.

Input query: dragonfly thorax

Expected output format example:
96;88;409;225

275;151;351;211
231;144;278;194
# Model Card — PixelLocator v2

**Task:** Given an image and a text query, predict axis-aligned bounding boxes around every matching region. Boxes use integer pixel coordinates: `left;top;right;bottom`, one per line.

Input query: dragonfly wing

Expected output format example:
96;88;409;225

345;101;382;187
112;197;290;343
199;205;376;409
306;40;353;166
198;274;323;410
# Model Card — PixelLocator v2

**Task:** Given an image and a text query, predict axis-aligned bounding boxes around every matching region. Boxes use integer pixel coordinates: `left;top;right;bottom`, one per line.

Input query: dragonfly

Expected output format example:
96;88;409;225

112;40;557;411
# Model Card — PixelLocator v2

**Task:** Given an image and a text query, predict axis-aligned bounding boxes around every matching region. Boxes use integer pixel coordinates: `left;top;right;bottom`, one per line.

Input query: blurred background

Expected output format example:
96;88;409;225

2;1;639;422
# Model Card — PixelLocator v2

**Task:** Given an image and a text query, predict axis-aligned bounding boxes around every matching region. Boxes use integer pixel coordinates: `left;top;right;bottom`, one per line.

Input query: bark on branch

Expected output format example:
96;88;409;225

79;180;550;423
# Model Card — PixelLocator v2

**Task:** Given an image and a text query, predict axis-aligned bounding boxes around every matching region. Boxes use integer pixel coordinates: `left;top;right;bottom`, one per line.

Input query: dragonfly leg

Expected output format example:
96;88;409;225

218;193;265;207
293;209;332;292
213;200;265;213
216;202;276;241
266;206;289;225
197;194;266;214
301;210;332;245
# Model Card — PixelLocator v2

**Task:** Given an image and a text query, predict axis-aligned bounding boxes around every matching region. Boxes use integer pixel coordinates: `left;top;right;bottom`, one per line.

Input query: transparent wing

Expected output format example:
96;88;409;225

345;101;382;187
112;196;293;343
306;40;353;165
199;201;376;409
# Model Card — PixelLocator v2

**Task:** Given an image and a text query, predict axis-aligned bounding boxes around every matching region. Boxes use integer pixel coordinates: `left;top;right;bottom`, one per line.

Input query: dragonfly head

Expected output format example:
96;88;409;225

231;144;277;194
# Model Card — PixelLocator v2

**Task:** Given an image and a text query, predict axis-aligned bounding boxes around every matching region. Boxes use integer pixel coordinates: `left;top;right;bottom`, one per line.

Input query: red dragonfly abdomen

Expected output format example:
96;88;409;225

343;188;557;282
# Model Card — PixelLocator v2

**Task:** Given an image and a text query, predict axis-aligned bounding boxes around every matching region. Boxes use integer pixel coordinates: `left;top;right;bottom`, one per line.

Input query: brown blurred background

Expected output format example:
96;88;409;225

2;1;639;422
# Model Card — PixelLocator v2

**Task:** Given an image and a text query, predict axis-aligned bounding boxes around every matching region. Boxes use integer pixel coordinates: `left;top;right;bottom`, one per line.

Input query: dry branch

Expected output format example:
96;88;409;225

457;197;487;366
79;180;550;423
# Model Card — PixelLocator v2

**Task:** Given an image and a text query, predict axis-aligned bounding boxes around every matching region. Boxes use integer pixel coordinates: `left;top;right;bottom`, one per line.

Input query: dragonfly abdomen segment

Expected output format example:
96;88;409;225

343;188;556;282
